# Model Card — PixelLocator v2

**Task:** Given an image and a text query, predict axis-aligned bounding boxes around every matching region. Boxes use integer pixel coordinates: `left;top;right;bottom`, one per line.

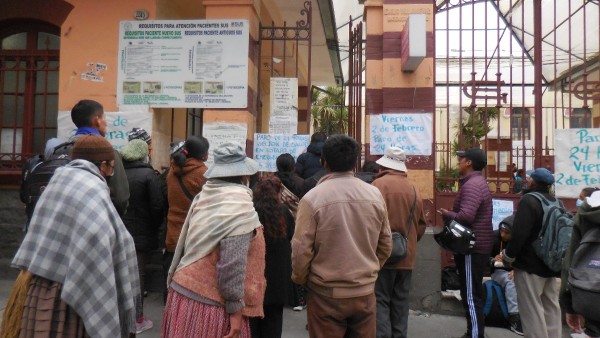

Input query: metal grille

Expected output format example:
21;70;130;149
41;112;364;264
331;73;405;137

348;18;363;170
434;0;599;207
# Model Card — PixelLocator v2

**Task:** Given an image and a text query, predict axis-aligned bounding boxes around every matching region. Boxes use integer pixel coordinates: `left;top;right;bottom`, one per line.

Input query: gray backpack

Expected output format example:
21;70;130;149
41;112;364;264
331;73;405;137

529;192;574;272
568;226;600;321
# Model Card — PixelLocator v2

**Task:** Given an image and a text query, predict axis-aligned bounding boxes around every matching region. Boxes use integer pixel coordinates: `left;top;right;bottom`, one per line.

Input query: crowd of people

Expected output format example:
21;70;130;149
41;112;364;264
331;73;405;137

1;98;599;338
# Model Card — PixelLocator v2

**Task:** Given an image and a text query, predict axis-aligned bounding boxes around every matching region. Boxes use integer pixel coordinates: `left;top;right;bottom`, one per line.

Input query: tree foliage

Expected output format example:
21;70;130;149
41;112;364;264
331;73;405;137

451;106;499;152
311;86;348;135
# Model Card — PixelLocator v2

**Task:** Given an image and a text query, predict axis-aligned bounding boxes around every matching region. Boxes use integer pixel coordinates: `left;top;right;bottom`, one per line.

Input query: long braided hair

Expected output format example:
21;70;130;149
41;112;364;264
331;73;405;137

253;176;287;240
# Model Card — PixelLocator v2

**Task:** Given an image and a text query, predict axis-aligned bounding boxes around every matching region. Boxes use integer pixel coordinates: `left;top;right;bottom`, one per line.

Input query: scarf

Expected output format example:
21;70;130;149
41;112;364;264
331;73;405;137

12;160;140;338
75;127;101;135
168;179;262;285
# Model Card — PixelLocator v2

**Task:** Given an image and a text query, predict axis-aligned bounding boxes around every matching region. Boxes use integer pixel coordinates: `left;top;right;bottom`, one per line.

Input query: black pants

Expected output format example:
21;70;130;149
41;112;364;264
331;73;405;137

454;253;487;338
249;304;284;338
162;251;174;304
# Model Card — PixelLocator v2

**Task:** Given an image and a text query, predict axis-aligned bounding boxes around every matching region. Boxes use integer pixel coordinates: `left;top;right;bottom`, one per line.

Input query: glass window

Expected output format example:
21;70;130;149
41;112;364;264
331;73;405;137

511;107;531;141
570;108;592;129
37;32;60;50
1;33;27;50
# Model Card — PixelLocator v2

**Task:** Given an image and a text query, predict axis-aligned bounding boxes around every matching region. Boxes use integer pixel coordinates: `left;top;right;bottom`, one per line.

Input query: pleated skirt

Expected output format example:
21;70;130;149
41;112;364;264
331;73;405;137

162;288;251;338
19;276;89;338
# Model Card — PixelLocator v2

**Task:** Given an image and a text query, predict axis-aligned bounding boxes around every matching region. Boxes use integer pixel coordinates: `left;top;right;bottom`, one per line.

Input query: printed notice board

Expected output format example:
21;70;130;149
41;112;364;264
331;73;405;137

253;134;310;172
269;78;298;134
554;128;600;198
117;20;249;108
370;113;433;155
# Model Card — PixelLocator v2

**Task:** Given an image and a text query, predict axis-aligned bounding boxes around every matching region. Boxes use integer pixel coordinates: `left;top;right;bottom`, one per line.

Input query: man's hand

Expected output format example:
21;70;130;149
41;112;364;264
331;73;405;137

565;313;585;333
224;311;243;338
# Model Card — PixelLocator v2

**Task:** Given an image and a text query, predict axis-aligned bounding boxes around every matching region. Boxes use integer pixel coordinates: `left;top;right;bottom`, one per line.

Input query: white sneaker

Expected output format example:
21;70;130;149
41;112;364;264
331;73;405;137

136;318;154;334
293;305;306;311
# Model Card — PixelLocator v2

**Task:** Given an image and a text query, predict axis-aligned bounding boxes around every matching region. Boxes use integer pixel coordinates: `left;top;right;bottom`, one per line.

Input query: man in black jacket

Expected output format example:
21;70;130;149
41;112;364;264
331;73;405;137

502;168;561;338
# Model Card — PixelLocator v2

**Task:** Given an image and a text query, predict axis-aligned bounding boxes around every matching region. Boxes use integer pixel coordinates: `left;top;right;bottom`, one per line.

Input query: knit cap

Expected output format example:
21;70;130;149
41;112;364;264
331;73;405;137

72;135;114;162
121;139;149;161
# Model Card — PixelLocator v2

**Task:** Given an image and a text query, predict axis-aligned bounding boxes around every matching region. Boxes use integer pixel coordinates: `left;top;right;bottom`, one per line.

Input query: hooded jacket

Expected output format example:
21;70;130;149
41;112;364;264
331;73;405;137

166;158;207;252
122;160;164;252
295;141;324;179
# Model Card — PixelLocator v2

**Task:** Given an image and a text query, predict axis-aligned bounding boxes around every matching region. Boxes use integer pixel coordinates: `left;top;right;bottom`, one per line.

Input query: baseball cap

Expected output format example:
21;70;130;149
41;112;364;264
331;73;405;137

456;148;487;171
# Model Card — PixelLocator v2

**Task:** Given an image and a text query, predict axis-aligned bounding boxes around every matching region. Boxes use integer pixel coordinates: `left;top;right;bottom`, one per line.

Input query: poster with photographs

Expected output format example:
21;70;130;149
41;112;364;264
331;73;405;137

117;20;249;108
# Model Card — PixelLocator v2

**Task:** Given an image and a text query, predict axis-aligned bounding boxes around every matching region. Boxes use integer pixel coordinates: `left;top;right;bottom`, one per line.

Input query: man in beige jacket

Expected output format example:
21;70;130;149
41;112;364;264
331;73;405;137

292;135;392;338
372;147;427;338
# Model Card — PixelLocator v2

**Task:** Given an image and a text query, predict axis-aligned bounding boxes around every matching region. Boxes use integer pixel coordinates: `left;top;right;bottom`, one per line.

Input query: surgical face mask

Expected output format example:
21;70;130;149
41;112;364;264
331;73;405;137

576;199;584;207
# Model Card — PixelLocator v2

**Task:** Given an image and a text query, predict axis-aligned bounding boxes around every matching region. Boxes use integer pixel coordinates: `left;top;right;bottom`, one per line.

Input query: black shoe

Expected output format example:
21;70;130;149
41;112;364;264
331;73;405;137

509;314;524;336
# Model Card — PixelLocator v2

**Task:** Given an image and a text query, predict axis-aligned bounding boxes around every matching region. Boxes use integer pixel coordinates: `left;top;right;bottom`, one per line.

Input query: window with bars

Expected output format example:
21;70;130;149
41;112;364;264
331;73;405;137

510;107;531;141
0;22;59;173
570;108;592;129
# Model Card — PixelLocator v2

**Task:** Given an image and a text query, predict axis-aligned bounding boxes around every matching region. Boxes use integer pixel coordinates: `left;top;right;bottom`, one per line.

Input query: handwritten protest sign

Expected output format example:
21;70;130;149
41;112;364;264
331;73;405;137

554;128;600;198
57;110;152;150
492;199;514;231
370;113;433;155
203;122;247;166
253;134;310;172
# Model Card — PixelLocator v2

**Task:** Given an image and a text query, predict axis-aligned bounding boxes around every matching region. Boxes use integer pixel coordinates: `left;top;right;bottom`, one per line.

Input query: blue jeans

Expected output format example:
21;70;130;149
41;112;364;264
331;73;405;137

491;269;519;315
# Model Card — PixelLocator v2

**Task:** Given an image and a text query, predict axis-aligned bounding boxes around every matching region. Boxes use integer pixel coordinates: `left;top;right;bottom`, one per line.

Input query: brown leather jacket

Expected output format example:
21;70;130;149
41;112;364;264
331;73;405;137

372;170;427;270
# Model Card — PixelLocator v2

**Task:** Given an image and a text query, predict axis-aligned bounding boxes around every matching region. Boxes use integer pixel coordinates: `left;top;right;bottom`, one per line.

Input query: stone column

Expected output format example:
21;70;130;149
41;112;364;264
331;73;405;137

203;0;260;155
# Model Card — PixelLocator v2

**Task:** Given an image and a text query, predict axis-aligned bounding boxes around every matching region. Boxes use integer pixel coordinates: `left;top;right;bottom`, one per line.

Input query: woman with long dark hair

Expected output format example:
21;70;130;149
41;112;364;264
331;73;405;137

250;176;295;338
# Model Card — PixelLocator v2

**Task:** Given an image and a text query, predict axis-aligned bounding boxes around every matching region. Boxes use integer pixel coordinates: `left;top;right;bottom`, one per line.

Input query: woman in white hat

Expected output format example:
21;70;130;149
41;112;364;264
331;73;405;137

162;142;265;338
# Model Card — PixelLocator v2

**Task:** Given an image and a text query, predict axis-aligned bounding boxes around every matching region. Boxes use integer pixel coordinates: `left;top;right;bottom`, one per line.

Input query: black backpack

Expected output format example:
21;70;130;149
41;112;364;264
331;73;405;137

482;280;510;328
568;226;600;322
21;141;74;222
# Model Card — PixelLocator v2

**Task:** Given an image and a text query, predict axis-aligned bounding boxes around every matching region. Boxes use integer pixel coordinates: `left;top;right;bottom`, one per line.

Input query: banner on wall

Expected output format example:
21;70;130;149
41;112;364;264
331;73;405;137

253;133;310;172
57;110;152;150
554;128;600;198
202;122;247;166
117;20;249;108
492;199;514;231
369;113;433;155
269;77;298;134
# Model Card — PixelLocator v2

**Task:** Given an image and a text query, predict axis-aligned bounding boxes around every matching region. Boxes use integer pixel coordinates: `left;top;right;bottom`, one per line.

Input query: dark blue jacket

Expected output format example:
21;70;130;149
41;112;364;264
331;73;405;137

295;141;324;179
446;171;494;255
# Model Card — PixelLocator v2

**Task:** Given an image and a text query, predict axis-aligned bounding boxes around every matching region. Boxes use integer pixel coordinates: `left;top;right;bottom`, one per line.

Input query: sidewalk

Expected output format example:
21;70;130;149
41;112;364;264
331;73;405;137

0;278;573;337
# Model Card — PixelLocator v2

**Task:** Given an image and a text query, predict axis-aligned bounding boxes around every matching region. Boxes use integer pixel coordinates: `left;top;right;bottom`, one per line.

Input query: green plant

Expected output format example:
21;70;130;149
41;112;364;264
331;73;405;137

311;86;348;135
451;106;499;152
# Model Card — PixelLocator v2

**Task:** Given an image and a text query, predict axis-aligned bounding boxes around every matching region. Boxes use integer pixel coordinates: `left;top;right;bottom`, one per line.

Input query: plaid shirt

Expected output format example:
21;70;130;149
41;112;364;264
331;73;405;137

12;159;140;338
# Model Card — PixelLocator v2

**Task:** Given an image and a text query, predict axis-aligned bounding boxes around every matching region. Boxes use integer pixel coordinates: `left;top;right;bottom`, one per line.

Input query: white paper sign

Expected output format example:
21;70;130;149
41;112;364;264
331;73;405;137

117;20;249;108
57;110;153;150
492;199;514;231
370;113;433;155
253;134;310;172
202;122;247;166
554;128;600;198
269;78;298;134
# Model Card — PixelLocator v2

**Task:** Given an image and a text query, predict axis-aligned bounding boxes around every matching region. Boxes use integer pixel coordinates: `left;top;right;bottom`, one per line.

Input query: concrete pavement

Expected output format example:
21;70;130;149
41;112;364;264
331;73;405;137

1;277;574;338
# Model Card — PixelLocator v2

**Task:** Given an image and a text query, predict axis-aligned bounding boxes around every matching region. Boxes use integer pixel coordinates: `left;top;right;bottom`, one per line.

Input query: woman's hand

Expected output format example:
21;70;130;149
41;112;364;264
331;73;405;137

224;311;243;338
